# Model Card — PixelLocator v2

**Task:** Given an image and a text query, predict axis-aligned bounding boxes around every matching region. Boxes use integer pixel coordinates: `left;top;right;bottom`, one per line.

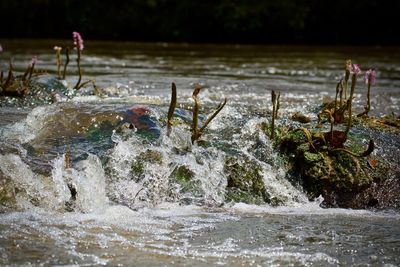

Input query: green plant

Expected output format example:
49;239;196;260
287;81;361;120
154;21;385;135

191;85;227;144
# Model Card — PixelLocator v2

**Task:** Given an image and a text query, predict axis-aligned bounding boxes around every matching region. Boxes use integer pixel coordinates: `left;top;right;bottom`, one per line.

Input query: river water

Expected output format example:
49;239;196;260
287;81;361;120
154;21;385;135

0;40;399;266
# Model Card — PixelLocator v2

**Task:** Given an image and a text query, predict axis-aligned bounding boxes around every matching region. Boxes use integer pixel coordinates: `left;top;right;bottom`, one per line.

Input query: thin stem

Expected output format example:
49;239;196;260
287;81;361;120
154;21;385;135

274;92;280;119
62;47;70;80
199;98;227;134
332;140;374;157
76;79;96;89
271;90;276;140
27;62;35;80
167;82;177;136
74;48;82;89
366;82;371;115
56;50;62;79
339;80;344;107
191;85;201;144
357;82;371;117
345;74;357;136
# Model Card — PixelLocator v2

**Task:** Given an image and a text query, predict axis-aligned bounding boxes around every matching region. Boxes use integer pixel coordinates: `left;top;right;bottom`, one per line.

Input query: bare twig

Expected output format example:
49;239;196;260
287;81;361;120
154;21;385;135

191;85;202;143
74;47;82;89
76;79;96;90
294;128;317;151
191;85;227;144
167;82;177;136
275;91;280;119
200;98;227;134
332;140;374;157
62;47;70;80
345;73;357;136
271;90;277;139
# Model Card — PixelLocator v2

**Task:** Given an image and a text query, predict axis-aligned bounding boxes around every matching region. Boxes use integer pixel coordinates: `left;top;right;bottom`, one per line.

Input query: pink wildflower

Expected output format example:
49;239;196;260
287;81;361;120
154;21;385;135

72;31;84;51
0;44;3;53
365;69;377;85
31;55;37;66
347;63;361;75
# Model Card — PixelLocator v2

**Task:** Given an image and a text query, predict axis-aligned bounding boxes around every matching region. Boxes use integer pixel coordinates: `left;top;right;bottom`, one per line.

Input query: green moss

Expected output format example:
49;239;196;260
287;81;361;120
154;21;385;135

130;150;163;181
225;188;266;205
0;173;17;211
224;156;270;204
131;160;144;179
277;127;388;201
171;165;194;182
169;165;203;196
137;150;163;164
86;121;115;142
303;151;322;163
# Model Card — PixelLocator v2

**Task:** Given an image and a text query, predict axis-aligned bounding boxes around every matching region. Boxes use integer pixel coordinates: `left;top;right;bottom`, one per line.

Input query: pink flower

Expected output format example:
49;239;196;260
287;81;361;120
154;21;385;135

0;44;3;53
347;63;361;75
31;55;37;66
72;31;84;51
365;69;377;85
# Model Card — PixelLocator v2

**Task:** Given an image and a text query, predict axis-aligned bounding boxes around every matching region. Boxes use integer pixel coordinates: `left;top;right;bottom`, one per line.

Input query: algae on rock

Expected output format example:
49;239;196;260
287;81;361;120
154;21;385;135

224;156;271;205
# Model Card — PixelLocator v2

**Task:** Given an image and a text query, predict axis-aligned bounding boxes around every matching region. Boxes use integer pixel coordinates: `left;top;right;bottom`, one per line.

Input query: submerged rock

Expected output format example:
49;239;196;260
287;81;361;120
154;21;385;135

0;169;17;212
224;156;271;205
126;105;161;140
0;74;72;107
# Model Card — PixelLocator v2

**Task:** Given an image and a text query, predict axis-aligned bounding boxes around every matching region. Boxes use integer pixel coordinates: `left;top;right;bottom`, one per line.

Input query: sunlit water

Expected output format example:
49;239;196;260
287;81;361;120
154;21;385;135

0;40;399;266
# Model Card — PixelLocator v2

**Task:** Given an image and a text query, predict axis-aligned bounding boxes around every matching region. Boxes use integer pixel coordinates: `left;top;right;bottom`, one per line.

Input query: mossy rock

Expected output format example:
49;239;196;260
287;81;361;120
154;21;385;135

169;165;203;196
225;187;266;205
131;160;145;180
86;121;115;143
224;156;270;204
0;170;17;212
137;150;163;164
130;150;163;181
279;128;394;208
280;129;308;155
1;75;71;107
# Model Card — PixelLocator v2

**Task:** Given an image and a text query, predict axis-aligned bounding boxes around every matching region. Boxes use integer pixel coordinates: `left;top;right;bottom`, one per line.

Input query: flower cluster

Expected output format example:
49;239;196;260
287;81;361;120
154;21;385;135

365;69;377;85
53;46;62;52
347;63;361;75
31;55;37;66
72;31;84;51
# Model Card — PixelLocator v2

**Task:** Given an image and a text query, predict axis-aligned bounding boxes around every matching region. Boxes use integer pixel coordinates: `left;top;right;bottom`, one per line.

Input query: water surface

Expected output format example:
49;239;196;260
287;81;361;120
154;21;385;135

0;41;399;266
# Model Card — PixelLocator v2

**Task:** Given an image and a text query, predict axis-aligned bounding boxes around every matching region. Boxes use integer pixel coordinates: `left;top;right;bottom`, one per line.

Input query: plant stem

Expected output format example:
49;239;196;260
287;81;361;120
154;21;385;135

56;50;62;79
274;92;280;119
345;74;357;136
62;47;70;80
191;85;201;144
357;82;371;117
74;48;82;89
167;82;177;136
271;90;276;140
366;82;371;115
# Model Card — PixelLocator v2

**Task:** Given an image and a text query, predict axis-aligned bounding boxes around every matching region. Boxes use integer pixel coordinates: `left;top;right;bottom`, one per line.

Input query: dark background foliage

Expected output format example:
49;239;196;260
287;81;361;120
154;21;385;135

0;0;397;44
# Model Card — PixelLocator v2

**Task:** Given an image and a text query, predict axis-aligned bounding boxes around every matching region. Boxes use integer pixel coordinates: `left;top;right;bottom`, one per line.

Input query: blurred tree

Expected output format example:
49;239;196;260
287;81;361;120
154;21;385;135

0;0;397;44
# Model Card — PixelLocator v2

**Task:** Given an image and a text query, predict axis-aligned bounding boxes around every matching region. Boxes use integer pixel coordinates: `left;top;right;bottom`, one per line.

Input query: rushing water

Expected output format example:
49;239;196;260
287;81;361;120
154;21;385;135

0;40;400;266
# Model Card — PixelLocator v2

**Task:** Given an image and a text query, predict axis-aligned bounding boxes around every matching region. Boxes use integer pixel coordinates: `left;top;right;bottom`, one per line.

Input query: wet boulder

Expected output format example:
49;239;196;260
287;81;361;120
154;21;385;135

0;74;71;107
124;105;162;140
224;156;271;205
0;169;17;212
279;128;398;209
